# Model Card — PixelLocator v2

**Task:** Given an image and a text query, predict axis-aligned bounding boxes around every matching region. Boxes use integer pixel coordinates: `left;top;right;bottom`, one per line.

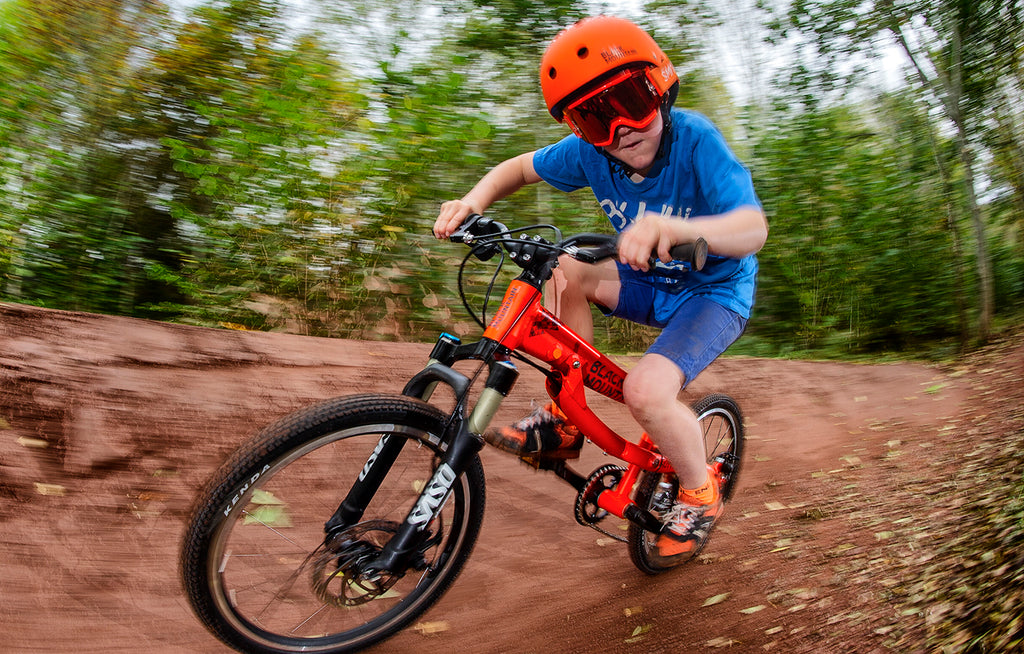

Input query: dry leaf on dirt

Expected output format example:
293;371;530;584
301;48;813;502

414;621;449;636
703;593;731;607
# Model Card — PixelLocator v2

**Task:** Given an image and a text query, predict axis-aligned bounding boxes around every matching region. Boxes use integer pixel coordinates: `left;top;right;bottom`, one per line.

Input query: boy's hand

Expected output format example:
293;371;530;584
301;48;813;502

618;214;675;271
434;200;477;239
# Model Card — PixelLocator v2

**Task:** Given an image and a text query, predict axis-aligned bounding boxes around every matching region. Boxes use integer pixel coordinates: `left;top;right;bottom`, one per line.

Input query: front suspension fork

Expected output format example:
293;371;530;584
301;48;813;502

328;335;519;576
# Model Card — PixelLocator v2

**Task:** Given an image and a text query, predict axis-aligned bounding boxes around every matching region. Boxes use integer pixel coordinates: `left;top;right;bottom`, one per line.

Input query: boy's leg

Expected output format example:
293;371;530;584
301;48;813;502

623;295;746;484
482;256;621;457
620;295;746;559
544;255;622;342
622;353;708;488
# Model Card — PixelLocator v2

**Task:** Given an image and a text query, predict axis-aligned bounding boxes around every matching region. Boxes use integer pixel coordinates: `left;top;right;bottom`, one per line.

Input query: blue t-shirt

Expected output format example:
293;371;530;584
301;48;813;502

532;109;761;320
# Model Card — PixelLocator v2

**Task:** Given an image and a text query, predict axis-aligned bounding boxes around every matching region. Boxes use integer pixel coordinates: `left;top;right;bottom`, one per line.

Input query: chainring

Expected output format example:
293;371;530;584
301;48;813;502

574;464;627;542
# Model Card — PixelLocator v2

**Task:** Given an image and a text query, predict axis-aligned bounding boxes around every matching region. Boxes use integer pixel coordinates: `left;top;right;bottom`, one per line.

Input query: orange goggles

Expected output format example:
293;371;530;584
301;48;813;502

562;67;663;147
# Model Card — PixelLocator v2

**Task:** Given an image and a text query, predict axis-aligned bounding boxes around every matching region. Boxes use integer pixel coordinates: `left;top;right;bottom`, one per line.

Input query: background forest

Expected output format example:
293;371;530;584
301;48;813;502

1;0;1022;358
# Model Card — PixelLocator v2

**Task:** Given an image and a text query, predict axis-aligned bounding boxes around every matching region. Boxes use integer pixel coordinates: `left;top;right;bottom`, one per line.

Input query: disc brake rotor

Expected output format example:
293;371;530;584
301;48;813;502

311;521;402;607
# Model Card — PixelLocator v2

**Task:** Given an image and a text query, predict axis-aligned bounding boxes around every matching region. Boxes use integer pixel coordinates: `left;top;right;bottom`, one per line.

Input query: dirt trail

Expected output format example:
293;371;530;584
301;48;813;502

0;302;1001;653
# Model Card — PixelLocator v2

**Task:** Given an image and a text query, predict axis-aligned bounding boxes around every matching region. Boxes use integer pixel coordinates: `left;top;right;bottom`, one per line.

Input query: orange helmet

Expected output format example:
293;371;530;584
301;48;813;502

540;16;678;144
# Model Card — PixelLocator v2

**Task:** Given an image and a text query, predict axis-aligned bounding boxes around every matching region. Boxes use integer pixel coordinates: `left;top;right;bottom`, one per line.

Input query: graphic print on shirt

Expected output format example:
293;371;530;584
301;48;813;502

598;198;691;232
598;199;695;278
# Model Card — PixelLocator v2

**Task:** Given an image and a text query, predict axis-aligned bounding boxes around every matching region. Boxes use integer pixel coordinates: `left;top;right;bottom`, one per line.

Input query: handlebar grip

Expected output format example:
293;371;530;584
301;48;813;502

650;237;708;272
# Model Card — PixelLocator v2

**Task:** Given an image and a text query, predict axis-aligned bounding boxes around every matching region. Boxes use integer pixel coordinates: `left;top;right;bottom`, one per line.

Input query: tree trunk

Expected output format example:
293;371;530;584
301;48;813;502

891;22;994;342
954;129;994;342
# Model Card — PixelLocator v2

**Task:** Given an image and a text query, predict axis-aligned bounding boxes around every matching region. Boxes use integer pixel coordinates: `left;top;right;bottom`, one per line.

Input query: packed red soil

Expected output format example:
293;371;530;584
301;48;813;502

1;302;1019;653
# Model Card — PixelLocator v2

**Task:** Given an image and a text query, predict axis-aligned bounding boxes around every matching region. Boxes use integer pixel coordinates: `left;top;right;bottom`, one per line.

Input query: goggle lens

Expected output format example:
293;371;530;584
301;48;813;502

562;68;662;147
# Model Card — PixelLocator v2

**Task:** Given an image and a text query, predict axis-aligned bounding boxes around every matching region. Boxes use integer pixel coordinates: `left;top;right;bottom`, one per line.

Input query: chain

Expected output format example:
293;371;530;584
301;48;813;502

574;464;629;543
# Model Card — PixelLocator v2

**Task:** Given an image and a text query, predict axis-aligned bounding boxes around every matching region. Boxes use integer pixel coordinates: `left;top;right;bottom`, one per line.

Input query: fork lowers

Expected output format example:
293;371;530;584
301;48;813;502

468;360;519;434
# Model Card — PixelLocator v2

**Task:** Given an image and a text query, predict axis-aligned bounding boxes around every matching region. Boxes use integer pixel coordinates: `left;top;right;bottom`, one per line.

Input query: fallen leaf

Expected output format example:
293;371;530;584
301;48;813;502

34;482;66;496
18;436;48;449
702;593;730;607
243;505;291;527
250;489;284;505
740;605;767;615
625;624;653;643
414;621;449;636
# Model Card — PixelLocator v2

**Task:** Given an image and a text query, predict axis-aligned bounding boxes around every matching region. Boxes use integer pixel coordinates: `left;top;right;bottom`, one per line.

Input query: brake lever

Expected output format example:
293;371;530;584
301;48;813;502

450;214;506;261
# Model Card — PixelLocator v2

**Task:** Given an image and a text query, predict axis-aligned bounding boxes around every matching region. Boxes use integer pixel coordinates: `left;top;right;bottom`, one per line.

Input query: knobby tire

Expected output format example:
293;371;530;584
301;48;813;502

627;393;744;575
180;394;486;654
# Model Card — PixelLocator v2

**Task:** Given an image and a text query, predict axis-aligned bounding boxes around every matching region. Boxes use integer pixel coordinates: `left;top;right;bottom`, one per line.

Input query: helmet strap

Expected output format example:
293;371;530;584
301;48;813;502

596;103;674;180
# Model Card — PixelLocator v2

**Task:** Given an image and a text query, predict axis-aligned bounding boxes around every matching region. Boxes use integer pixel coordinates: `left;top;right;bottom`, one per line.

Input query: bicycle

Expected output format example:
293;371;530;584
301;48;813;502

180;214;745;654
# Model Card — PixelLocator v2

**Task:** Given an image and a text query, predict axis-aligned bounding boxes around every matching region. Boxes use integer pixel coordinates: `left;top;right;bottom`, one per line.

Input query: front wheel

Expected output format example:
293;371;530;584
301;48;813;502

180;394;486;653
627;393;744;575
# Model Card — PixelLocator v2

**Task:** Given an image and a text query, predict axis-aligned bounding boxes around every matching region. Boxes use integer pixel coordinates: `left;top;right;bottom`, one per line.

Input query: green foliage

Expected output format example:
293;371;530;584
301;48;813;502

0;0;1021;355
748;94;972;353
768;0;1024;343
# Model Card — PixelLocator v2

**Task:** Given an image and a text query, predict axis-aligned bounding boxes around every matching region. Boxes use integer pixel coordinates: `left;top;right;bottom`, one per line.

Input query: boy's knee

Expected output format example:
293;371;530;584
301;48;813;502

554;255;585;284
623;354;686;418
623;367;676;418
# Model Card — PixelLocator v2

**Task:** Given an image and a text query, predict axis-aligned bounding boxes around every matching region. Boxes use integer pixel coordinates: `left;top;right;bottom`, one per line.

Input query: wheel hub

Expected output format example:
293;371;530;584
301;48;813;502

311;521;402;607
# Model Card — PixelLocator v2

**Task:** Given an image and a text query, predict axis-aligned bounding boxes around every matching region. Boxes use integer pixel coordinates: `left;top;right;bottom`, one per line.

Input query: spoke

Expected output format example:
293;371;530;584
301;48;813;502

251;545;323;625
289;602;333;635
239;509;309;551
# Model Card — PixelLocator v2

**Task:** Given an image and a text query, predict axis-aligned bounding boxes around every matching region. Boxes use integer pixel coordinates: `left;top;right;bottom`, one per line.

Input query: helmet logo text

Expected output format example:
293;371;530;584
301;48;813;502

601;46;637;63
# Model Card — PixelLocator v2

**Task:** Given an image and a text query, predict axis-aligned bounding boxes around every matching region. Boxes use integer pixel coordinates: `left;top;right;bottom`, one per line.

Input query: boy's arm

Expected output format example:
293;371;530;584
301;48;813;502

618;206;768;271
434;152;542;239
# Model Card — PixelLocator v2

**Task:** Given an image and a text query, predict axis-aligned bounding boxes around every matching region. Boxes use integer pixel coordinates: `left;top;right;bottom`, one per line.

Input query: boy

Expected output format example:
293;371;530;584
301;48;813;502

434;16;767;562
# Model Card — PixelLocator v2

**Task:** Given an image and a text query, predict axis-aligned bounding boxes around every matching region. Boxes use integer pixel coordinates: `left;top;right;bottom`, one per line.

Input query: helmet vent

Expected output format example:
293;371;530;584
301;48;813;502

576;47;589;59
547;67;557;79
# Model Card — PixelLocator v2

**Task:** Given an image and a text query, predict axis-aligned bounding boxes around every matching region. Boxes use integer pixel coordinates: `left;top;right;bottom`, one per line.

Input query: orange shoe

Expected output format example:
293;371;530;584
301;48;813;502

484;402;583;459
655;478;723;560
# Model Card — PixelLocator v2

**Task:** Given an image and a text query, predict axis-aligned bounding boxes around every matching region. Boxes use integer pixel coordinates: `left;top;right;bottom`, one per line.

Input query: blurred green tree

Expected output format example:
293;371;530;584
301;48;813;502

771;0;1024;342
0;0;167;311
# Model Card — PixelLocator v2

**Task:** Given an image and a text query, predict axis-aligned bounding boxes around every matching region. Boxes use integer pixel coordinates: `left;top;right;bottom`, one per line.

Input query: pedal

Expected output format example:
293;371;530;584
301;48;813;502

516;446;583;464
517;454;568;472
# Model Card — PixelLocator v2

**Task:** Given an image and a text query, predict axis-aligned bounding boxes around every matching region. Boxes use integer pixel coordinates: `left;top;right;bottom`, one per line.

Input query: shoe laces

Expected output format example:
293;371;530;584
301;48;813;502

662;501;704;532
513;403;559;431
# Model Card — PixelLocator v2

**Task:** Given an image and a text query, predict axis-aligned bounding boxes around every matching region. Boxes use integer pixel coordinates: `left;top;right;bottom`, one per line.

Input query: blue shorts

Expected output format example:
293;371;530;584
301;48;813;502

606;272;747;389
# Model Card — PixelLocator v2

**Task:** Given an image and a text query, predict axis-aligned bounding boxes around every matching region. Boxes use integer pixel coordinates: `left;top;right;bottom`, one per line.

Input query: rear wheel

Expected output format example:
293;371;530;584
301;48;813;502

627;393;743;574
180;394;485;653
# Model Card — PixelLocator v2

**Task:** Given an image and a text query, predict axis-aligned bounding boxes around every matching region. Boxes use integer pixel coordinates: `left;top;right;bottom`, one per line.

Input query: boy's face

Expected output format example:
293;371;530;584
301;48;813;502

604;112;664;176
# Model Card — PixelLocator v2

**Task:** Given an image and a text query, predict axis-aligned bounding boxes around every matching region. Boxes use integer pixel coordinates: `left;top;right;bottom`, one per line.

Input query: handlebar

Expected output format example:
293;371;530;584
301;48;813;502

450;213;707;272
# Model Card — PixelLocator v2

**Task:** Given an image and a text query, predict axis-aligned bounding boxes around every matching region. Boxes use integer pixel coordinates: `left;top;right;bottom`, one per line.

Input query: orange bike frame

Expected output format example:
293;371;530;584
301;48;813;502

482;280;675;503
